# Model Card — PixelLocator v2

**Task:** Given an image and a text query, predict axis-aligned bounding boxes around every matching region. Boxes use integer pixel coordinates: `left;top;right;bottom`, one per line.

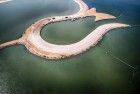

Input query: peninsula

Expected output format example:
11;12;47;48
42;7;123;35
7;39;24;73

0;0;129;59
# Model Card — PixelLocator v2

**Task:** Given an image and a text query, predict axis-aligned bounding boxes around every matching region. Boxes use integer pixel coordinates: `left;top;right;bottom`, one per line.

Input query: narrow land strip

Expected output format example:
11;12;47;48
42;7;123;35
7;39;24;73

0;0;129;59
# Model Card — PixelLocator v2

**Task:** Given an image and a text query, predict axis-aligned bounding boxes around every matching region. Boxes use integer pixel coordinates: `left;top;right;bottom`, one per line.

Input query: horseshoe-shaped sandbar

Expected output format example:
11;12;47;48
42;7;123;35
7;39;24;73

0;0;129;59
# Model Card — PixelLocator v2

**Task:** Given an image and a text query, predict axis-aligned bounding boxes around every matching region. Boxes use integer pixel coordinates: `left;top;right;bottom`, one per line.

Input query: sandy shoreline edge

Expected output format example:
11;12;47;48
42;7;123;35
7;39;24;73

0;0;129;59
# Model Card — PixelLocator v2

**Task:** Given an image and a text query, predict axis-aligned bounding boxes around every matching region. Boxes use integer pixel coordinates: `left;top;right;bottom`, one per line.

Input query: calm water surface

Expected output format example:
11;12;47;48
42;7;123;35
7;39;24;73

0;0;140;94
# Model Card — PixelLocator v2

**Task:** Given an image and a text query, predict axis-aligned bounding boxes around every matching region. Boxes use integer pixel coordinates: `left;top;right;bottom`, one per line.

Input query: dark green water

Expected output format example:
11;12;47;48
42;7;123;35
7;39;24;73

0;0;140;94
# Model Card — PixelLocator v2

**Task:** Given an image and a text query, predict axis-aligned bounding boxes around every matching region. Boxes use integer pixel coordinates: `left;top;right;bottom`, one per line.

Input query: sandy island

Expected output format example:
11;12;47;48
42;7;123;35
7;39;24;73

0;0;129;59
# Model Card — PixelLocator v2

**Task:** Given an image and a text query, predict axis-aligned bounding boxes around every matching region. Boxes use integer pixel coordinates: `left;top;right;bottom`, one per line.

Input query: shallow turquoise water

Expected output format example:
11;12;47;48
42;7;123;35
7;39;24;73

0;0;140;94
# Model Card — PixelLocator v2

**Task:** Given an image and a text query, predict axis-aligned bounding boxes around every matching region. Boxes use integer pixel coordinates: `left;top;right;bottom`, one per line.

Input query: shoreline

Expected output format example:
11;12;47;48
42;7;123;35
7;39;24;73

0;0;129;59
0;0;12;4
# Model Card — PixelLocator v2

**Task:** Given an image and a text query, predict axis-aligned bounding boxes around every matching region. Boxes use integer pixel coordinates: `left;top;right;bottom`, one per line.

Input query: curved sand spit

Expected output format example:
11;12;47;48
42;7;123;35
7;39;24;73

0;0;129;59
